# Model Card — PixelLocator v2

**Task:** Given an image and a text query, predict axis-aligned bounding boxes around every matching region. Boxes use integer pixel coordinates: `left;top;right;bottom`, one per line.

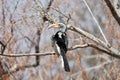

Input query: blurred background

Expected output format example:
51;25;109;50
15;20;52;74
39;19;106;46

0;0;120;80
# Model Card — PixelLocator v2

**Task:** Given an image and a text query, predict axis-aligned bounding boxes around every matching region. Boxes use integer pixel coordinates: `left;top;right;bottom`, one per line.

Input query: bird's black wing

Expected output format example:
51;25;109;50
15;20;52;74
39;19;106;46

61;32;68;53
54;32;67;52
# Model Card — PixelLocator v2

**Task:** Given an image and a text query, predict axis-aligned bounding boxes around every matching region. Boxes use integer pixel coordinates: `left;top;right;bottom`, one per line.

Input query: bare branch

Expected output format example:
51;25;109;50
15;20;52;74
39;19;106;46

35;29;41;66
46;0;54;11
0;40;6;54
0;43;110;57
2;0;5;27
34;0;55;23
50;7;70;19
0;52;55;57
10;0;20;21
68;25;120;59
69;43;108;52
104;0;120;25
2;61;17;80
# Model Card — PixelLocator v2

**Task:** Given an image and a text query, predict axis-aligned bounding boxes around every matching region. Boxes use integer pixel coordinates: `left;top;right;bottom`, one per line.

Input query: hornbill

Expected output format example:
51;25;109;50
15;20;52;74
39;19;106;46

49;23;70;72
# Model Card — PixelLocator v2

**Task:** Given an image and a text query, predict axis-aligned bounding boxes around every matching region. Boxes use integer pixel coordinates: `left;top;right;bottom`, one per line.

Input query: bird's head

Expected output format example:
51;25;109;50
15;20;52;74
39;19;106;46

48;23;67;32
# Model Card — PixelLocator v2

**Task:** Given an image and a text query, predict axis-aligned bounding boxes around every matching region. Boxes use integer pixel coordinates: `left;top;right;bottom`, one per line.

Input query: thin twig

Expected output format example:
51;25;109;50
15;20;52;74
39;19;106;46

82;0;109;45
46;0;54;11
34;0;55;23
2;0;6;34
10;0;20;21
2;61;17;80
50;7;69;19
0;40;6;54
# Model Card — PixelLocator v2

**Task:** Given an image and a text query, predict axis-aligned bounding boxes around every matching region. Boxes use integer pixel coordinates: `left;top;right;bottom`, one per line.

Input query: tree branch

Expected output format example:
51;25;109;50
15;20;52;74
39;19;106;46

0;52;55;57
46;0;54;11
104;0;120;25
34;0;55;23
68;25;120;59
0;43;110;57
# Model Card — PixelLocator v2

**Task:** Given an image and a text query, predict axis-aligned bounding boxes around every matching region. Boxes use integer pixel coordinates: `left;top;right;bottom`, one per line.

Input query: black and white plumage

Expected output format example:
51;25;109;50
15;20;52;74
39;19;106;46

49;23;70;72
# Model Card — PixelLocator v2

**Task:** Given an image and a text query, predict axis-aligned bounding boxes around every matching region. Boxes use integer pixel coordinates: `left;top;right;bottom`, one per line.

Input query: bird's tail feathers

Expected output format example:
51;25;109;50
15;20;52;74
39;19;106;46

60;49;70;72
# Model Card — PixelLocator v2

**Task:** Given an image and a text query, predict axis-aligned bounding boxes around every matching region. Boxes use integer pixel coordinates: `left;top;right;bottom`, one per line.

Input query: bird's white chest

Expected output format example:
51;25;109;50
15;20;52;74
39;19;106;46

58;32;63;38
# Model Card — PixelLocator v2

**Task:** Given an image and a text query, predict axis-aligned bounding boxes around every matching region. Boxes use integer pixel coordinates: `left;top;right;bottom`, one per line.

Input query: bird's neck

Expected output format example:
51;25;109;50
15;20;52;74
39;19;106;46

60;27;67;32
58;23;67;32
